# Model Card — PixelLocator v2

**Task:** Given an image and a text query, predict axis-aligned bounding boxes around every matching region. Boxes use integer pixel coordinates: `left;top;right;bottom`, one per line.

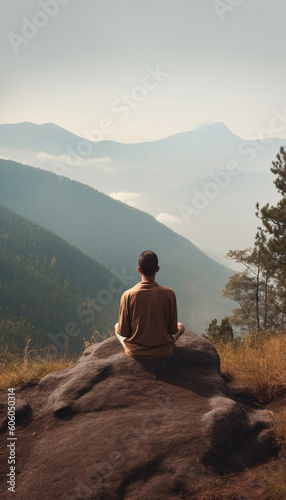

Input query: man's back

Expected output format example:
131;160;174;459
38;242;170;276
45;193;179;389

117;281;178;359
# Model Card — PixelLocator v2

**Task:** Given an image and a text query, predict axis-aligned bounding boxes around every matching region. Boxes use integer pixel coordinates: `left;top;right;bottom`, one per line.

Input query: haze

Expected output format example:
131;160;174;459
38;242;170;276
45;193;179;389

1;0;286;143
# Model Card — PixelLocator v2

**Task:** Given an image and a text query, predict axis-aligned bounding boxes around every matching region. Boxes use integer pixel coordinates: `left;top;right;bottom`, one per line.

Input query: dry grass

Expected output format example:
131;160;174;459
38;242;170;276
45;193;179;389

0;331;110;391
0;341;76;391
215;331;286;404
214;330;286;458
271;404;286;445
263;472;286;500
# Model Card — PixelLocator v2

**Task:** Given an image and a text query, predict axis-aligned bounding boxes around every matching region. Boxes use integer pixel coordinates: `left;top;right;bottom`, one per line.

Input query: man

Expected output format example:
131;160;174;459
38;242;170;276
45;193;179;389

115;250;185;359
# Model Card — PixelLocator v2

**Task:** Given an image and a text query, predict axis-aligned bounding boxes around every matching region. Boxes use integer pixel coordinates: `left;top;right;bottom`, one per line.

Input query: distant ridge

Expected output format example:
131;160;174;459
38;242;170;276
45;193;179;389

0;158;234;332
0;120;283;170
0;121;245;159
0;122;284;267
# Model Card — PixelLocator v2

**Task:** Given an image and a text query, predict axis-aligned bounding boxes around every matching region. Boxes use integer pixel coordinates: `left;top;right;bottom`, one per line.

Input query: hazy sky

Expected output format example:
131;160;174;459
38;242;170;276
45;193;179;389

1;0;286;143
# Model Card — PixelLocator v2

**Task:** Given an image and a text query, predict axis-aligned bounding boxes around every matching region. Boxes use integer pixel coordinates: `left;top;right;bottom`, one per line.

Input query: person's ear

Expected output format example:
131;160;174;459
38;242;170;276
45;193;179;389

138;266;142;273
156;266;160;272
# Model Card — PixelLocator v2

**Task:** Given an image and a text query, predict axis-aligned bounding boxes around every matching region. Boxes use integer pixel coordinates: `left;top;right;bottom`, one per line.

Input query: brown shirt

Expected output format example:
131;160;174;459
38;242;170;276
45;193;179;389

117;281;178;359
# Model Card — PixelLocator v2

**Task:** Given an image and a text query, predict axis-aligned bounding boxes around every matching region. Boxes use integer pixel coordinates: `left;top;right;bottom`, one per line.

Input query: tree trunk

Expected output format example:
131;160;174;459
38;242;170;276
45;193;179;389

264;275;268;330
256;267;260;332
281;294;286;330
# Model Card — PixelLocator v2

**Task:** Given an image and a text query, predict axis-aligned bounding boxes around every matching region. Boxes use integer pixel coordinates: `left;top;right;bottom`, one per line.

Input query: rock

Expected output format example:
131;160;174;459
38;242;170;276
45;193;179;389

15;398;31;418
0;331;277;499
0;397;31;433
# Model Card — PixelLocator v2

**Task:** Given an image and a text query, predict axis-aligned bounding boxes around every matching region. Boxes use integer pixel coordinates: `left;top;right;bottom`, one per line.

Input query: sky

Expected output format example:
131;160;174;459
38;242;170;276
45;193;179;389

1;0;286;143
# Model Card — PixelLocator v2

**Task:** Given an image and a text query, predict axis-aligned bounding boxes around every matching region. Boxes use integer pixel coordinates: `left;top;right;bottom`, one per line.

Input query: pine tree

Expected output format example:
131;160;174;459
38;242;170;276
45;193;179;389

203;317;233;344
222;145;286;334
256;145;286;269
256;145;286;329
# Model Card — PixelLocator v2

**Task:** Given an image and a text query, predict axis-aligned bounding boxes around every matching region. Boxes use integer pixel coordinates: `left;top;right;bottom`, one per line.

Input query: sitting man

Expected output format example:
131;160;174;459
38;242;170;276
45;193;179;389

115;250;185;359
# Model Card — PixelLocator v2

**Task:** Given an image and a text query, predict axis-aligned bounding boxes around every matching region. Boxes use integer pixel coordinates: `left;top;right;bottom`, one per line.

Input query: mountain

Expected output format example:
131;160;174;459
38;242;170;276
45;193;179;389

0;203;127;355
145;170;281;261
0;121;283;167
0;122;85;156
0;159;234;333
0;122;284;265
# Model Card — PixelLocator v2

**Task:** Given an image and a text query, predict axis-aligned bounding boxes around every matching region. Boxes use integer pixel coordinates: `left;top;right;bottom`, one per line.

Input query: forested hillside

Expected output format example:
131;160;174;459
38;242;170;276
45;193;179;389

0;204;127;355
0;159;233;331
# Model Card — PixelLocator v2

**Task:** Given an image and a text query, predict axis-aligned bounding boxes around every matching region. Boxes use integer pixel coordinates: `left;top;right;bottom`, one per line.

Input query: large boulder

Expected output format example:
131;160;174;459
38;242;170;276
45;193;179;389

0;331;277;499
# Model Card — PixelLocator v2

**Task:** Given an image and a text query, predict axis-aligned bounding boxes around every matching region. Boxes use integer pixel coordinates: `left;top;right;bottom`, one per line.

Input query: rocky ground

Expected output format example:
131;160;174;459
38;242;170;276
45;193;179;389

0;331;283;499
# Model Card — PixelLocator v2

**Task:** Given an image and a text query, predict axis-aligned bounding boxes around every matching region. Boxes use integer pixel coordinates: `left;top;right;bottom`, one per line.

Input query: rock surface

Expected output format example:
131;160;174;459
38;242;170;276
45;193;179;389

0;331;278;499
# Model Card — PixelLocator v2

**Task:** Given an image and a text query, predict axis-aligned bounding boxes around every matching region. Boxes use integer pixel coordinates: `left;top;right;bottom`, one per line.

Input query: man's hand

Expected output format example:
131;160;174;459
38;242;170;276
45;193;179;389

177;323;185;337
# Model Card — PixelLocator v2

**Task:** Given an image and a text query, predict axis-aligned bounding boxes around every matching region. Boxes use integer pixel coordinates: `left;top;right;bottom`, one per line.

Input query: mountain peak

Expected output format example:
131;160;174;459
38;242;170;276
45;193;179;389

195;121;241;138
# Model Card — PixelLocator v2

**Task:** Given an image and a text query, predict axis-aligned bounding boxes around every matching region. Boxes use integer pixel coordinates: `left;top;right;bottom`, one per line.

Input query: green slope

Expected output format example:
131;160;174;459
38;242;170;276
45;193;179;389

0;203;127;355
0;159;234;332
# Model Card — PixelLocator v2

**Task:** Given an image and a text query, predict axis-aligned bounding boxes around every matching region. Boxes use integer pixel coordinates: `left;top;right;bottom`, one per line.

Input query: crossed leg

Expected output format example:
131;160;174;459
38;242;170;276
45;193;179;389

115;322;126;348
115;322;185;348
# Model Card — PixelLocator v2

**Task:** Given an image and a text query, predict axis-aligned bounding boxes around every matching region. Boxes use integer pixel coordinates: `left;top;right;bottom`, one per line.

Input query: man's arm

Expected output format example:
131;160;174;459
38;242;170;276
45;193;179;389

168;291;178;336
117;293;132;338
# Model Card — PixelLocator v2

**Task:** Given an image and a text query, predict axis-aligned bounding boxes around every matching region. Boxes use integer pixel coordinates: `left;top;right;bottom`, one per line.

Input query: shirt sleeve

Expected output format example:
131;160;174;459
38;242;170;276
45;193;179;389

117;293;132;338
168;291;178;336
